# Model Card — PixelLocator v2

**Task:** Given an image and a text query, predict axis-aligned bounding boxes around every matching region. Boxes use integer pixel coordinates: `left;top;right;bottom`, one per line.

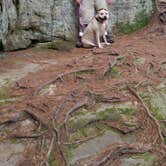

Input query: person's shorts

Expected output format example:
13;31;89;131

80;0;108;25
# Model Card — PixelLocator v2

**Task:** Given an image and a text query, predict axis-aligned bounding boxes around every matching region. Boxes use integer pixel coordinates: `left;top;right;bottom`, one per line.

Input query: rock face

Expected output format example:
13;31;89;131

0;0;153;51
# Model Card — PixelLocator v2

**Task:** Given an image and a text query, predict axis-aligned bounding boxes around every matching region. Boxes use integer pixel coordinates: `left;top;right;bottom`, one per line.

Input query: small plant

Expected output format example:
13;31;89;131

116;10;150;35
48;145;56;166
0;53;6;59
110;66;121;79
0;88;6;100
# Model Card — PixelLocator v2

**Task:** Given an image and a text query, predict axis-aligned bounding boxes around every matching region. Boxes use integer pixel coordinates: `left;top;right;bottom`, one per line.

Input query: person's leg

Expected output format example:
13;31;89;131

75;3;83;48
76;0;95;47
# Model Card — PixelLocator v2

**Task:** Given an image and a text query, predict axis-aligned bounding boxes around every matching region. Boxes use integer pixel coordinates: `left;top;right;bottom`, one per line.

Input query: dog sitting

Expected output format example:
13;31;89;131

81;8;110;48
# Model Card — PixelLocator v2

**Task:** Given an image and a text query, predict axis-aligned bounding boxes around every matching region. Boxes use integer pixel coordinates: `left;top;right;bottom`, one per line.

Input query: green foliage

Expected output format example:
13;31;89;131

104;66;121;79
0;53;6;59
146;100;164;121
116;10;150;35
110;66;121;79
9;138;17;144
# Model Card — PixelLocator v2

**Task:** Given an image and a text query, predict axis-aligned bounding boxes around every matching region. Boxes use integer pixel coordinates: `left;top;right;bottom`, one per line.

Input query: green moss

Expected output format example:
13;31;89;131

69;130;84;141
36;39;74;51
0;88;11;105
99;106;136;120
0;53;6;59
68;118;88;132
110;66;121;79
123;121;137;128
146;100;164;121
164;138;166;145
48;145;56;166
73;109;89;117
9;138;17;144
104;66;121;79
0;88;6;100
119;107;136;118
63;145;75;163
116;10;150;35
69;124;104;142
117;55;125;61
68;105;137;133
97;108;121;121
132;152;158;166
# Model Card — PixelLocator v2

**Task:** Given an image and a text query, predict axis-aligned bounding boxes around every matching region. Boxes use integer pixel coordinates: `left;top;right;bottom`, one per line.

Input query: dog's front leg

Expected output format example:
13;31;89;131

103;34;110;46
95;31;103;48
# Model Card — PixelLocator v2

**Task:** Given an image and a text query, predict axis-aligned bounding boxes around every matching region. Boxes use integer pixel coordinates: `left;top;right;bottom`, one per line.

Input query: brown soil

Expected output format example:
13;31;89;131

0;13;166;165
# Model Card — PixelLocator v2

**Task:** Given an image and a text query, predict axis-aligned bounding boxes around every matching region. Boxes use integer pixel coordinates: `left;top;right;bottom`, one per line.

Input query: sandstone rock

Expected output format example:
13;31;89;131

0;0;154;51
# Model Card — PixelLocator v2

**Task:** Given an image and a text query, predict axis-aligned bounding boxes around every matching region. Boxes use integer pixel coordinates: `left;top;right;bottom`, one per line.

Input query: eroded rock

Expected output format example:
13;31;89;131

64;102;139;165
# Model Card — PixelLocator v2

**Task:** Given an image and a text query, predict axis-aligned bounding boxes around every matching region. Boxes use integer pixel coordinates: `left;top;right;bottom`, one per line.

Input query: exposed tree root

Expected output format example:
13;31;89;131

57;142;68;166
102;121;141;134
92;50;119;56
102;57;118;78
44;132;56;166
0;10;165;165
75;143;150;166
63;131;104;146
127;85;164;143
9;131;47;139
53;89;78;117
134;79;148;89
27;103;48;113
85;90;127;104
64;98;89;128
95;143;150;166
0;112;26;126
70;118;140;136
24;109;50;129
33;68;96;95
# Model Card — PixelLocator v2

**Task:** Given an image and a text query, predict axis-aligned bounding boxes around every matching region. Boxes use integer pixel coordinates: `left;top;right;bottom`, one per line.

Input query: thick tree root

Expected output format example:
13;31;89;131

64;98;89;128
33;68;96;95
75;143;150;166
127;85;164;143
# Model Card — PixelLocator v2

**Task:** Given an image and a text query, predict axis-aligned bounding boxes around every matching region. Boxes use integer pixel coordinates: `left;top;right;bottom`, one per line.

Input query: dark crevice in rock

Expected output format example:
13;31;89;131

50;0;56;40
13;0;19;18
0;41;4;51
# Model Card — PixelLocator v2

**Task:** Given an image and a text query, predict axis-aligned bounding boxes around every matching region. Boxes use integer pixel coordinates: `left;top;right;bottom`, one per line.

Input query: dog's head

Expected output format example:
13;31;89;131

96;8;109;23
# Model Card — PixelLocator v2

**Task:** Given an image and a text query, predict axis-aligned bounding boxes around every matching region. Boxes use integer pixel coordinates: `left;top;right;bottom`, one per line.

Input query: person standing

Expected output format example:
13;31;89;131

74;0;113;47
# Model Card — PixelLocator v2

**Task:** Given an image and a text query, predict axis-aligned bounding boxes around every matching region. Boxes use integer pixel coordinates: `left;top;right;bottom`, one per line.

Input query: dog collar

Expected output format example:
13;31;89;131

95;17;106;24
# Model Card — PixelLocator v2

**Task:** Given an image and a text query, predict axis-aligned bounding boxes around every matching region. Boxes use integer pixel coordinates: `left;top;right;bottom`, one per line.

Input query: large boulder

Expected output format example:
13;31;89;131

0;0;154;51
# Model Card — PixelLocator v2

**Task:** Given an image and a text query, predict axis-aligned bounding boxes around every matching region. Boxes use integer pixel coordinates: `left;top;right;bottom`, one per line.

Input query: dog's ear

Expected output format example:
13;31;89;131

96;10;100;18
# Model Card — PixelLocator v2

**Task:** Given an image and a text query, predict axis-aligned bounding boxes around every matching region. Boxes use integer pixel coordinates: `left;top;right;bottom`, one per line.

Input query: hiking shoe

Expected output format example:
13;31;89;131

76;41;83;48
106;35;115;43
76;37;83;48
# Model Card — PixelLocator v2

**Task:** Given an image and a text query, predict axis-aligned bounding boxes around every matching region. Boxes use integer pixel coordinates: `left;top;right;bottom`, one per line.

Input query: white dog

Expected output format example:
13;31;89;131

81;8;110;48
